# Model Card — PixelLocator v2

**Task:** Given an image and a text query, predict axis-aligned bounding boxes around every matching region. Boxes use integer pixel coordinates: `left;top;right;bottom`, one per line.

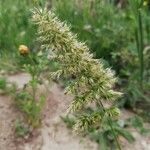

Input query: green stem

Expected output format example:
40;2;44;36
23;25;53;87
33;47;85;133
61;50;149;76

97;99;122;150
135;29;140;56
32;73;36;101
138;9;144;89
145;7;150;43
29;54;37;101
87;79;121;149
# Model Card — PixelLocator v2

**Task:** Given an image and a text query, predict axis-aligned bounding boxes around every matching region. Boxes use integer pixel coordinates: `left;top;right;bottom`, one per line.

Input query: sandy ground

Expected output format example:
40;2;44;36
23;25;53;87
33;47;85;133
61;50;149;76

0;73;150;150
0;73;97;150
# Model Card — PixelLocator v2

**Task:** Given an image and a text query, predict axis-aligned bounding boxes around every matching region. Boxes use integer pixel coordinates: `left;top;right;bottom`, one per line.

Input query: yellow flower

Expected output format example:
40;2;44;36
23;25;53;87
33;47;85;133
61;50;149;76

143;0;148;6
18;45;29;55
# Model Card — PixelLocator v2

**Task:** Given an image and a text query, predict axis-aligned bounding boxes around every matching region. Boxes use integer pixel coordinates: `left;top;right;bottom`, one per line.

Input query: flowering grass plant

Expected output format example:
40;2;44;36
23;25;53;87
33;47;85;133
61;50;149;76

32;8;122;149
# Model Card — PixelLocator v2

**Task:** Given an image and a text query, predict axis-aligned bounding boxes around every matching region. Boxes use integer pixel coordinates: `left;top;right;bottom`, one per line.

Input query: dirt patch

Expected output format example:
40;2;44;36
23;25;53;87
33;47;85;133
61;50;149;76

0;95;18;150
0;73;97;150
0;73;150;150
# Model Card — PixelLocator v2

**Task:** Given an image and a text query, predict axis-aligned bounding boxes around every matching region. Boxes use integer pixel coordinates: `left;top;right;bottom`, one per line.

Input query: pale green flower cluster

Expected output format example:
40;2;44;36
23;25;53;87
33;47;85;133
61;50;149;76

32;8;122;132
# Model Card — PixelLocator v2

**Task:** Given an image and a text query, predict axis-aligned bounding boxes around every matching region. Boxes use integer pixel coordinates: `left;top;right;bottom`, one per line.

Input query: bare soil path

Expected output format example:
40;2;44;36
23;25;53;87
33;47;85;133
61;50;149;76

0;73;150;150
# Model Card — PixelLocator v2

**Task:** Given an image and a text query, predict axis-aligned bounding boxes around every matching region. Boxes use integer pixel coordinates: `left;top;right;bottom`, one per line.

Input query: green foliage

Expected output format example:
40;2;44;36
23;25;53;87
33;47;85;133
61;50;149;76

90;123;134;150
0;0;47;72
15;91;45;128
62;113;149;149
14;49;47;133
117;70;149;109
0;77;7;90
15;119;29;137
127;116;150;135
0;0;35;53
0;77;16;95
61;112;135;150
